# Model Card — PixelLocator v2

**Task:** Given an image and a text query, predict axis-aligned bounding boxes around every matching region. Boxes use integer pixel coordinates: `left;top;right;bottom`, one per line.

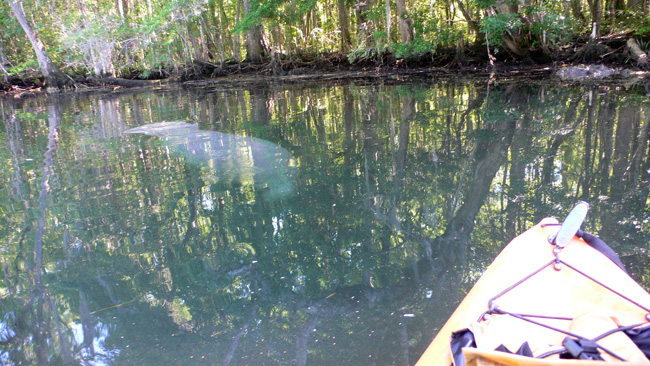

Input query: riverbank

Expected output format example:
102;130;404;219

3;32;650;96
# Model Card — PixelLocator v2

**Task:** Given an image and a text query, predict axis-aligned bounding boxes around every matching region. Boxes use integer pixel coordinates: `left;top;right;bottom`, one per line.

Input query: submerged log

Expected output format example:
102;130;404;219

626;38;649;68
87;77;166;88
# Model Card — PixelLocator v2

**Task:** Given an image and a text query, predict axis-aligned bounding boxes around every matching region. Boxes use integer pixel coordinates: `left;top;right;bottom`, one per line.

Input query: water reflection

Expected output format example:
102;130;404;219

0;81;648;365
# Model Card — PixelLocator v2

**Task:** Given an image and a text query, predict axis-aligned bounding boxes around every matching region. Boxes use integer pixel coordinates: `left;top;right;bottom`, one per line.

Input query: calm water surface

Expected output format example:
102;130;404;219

1;79;649;365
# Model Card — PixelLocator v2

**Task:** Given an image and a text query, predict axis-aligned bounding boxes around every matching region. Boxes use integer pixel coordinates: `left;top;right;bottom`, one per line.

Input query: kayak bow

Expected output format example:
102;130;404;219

416;203;650;365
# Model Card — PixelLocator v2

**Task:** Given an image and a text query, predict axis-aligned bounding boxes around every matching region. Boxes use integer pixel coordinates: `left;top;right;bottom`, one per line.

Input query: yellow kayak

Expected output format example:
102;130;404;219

416;202;650;366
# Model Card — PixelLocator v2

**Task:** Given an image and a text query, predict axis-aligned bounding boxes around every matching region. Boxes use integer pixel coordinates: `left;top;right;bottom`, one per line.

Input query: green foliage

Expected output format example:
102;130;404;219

1;0;650;78
373;30;388;44
366;6;387;22
418;14;463;47
347;46;388;63
8;59;39;75
636;26;650;38
624;11;650;37
234;0;317;33
480;13;523;46
391;8;464;58
479;8;575;51
393;38;434;58
0;4;33;73
140;69;152;79
526;7;576;47
475;0;497;10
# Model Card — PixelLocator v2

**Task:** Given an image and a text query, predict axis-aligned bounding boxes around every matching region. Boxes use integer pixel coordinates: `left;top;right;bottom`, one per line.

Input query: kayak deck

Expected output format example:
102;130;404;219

416;217;650;365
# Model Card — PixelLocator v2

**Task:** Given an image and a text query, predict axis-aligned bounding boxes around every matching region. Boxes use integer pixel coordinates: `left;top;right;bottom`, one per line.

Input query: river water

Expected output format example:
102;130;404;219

0;78;649;365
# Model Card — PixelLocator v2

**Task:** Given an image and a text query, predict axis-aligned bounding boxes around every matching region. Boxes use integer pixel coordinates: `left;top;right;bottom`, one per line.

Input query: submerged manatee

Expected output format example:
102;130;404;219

125;122;295;200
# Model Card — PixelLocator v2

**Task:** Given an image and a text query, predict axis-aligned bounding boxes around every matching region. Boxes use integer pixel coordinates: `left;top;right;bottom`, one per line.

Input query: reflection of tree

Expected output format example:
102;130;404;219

580;88;598;199
1;100;26;202
627;113;650;186
540;97;583;187
0;82;648;365
0;99;81;364
437;118;514;264
221;305;257;366
34;102;60;284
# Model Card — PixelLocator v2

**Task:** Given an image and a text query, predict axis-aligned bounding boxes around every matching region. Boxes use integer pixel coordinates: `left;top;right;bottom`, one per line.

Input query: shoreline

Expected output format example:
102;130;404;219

3;58;650;98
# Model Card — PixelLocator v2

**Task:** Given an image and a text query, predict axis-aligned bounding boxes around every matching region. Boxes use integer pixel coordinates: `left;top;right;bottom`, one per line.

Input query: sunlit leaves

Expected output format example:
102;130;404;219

480;13;524;47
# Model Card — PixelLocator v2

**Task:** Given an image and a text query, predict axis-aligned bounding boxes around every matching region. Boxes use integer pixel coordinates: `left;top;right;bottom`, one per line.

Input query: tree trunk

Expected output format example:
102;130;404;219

296;315;321;366
34;101;61;285
590;0;603;39
608;0;625;23
438;120;515;267
218;0;235;60
400;323;410;366
116;0;129;19
338;0;352;52
198;21;209;60
221;307;257;366
571;0;587;23
242;0;267;61
0;35;9;84
386;0;392;42
79;0;116;77
396;0;413;43
9;0;71;91
356;0;374;46
628;0;644;9
234;0;242;61
492;1;528;57
455;0;485;44
505;117;533;237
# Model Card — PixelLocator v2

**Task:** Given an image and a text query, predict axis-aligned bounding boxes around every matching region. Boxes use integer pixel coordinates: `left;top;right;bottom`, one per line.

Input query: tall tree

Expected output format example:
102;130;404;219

396;0;413;43
0;34;9;83
338;0;352;52
589;0;603;39
356;0;374;46
8;0;71;90
242;0;267;61
491;0;528;56
385;0;392;42
455;0;484;44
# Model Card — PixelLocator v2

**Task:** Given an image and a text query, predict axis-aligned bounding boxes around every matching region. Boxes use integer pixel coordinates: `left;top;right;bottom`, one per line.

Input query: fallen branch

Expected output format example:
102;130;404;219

87;77;166;88
626;38;649;68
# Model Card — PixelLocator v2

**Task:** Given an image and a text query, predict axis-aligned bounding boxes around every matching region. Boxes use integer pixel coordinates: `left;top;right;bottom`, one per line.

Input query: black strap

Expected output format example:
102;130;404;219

625;324;650;359
576;230;627;273
450;329;476;366
495;342;534;356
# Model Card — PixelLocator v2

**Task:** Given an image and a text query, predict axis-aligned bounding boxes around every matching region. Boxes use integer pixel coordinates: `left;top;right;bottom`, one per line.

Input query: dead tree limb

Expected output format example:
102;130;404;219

627;38;649;68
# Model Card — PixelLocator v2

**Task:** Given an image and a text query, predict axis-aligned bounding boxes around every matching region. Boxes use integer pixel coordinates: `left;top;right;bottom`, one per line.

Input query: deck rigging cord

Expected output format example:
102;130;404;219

473;203;650;361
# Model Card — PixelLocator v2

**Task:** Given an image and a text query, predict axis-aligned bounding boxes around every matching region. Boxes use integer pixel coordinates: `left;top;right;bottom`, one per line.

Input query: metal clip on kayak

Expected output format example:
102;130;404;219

548;202;590;271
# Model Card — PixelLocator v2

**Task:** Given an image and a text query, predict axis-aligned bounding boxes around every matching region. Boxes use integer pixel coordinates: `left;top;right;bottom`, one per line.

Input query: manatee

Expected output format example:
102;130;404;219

125;122;295;200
